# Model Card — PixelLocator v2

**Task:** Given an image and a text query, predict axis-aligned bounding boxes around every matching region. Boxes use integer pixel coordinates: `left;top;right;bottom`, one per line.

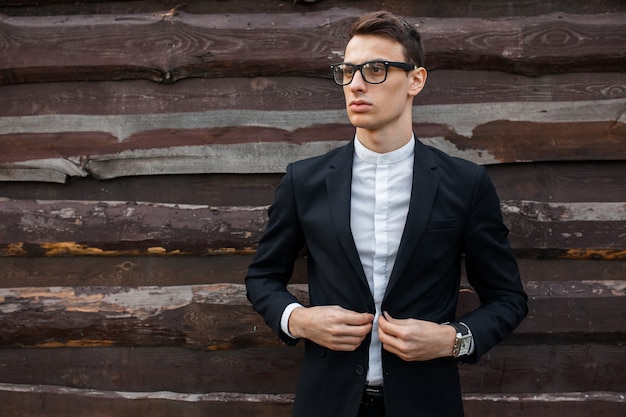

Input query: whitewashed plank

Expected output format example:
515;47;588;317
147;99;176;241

1;99;623;140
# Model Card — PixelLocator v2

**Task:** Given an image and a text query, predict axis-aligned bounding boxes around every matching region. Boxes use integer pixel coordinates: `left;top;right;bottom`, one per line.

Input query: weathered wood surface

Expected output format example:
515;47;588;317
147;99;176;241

2;72;626;118
0;280;623;349
1;162;624;206
0;198;624;258
1;10;625;86
1;9;624;182
0;383;621;417
3;0;626;17
0;344;623;393
1;256;624;289
1;73;624;182
1;1;624;416
1;102;624;181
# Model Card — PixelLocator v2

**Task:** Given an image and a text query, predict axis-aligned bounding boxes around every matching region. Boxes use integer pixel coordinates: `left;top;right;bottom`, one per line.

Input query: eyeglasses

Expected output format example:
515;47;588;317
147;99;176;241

330;60;417;86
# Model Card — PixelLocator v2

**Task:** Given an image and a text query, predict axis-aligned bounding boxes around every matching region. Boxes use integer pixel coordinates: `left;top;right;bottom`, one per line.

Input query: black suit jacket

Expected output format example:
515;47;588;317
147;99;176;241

246;138;528;417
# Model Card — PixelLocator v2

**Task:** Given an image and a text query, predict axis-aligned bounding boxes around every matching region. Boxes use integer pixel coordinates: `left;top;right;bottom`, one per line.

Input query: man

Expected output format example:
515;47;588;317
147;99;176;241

246;10;527;417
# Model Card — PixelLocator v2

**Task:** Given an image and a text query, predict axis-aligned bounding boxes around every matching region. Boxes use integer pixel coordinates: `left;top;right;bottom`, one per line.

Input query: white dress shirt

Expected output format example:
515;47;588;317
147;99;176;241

351;136;414;385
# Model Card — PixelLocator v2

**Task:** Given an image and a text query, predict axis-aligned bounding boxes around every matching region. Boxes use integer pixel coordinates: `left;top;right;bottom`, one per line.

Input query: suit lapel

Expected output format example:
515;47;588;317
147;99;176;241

325;140;368;286
385;140;440;298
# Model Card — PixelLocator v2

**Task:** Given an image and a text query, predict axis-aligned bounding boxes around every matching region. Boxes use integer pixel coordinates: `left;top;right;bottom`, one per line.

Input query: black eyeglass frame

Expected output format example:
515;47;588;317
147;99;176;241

330;60;417;86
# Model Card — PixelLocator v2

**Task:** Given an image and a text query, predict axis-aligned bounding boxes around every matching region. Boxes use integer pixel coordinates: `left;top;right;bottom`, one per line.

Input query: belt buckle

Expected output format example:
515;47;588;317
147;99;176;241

362;385;384;407
365;386;383;396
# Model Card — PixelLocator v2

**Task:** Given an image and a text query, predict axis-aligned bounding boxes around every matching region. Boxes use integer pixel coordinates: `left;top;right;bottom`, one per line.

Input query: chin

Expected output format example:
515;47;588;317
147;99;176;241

348;114;375;129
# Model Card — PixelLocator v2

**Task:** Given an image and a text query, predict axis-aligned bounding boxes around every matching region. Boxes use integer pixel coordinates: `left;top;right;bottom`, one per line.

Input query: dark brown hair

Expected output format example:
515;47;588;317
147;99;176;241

349;11;425;68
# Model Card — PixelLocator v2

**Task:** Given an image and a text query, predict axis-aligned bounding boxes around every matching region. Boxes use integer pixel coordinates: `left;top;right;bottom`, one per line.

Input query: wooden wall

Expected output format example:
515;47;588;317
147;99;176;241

1;1;625;415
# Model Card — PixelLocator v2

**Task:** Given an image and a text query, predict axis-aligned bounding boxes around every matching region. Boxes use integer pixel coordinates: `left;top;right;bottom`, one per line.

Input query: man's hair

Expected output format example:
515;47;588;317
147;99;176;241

349;11;425;68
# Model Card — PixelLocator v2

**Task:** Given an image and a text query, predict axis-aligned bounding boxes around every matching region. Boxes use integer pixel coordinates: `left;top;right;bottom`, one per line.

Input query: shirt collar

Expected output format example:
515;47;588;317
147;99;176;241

354;135;415;165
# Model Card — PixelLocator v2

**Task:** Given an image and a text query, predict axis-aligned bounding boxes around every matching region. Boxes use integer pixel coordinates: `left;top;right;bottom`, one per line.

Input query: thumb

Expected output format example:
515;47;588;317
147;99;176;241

382;311;397;323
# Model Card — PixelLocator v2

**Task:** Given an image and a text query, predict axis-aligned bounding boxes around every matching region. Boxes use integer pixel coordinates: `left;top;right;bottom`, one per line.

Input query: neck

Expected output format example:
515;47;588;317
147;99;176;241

355;126;413;154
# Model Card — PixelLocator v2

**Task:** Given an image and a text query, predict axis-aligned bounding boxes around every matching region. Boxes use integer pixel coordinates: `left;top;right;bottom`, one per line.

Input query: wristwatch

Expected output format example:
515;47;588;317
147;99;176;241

445;322;472;358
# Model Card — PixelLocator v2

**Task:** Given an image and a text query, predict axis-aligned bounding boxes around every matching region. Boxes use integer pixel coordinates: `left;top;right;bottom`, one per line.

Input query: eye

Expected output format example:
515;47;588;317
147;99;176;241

365;62;386;73
342;65;355;76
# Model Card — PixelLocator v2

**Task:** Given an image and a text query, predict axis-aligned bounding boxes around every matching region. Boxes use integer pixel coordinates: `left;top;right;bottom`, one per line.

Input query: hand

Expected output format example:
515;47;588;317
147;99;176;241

289;305;374;351
378;312;455;361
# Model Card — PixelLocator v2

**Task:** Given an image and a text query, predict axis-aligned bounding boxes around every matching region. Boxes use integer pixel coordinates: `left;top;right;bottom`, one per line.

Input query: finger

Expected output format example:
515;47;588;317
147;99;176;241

379;312;402;337
341;310;375;326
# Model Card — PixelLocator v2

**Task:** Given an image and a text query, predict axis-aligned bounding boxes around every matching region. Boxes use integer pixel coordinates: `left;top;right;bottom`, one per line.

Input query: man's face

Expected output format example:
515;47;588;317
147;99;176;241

342;35;424;134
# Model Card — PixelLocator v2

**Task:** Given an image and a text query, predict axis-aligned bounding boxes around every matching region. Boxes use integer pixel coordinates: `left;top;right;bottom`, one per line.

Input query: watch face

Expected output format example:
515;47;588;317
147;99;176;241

458;337;472;356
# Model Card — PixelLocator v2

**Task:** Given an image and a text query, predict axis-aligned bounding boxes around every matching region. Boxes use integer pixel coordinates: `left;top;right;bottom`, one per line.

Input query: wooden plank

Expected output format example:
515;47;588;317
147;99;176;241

0;382;294;417
0;347;301;393
0;255;309;288
0;198;270;255
0;198;623;256
1;11;625;86
462;392;626;417
460;344;626;393
0;344;622;393
0;254;623;292
2;0;626;18
1;162;623;207
2;100;623;143
0;173;282;207
0;280;623;349
0;284;306;350
0;385;622;417
0;101;624;180
2;72;625;118
489;161;626;202
0;256;623;290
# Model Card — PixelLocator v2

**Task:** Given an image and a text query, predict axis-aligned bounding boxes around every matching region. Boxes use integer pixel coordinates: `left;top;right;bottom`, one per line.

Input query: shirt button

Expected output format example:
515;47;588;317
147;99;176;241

356;365;365;375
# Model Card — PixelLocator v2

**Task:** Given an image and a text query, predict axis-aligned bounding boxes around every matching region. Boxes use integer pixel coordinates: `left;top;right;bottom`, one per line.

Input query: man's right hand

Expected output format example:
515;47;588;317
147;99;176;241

288;305;374;351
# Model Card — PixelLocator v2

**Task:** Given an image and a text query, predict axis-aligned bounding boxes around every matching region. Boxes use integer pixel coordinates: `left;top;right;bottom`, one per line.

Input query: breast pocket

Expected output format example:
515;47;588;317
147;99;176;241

425;218;458;231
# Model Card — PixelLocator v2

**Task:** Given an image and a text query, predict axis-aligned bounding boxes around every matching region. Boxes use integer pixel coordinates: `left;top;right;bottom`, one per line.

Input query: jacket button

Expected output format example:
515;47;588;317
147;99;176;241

356;365;365;375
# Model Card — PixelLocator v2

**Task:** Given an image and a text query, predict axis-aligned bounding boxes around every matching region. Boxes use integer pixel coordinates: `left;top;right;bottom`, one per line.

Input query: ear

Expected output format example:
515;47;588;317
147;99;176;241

408;67;427;97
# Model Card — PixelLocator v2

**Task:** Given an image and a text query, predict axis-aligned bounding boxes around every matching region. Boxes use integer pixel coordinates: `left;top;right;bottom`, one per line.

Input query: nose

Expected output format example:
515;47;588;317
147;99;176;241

348;68;368;92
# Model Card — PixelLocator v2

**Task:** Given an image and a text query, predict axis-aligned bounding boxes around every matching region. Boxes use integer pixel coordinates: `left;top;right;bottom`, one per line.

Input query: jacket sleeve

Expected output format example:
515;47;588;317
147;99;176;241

459;166;528;362
245;163;306;346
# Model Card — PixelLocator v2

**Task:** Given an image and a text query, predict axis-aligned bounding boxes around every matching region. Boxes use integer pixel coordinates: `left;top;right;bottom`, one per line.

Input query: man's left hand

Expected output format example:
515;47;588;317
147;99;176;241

378;312;455;361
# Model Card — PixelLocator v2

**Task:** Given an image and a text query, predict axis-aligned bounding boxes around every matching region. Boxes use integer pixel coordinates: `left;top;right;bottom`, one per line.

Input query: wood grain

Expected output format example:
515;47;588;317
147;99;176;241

0;280;623;349
1;2;624;416
0;344;622;393
2;0;626;17
2;72;625;118
0;385;622;417
1;11;625;85
1;198;623;256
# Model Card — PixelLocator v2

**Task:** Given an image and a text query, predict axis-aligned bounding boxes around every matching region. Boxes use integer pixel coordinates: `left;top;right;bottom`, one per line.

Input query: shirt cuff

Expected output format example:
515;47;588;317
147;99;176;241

281;302;304;339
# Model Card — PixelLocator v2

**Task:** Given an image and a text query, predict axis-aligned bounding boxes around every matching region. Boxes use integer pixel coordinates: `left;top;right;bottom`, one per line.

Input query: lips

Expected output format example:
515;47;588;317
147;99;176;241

349;99;372;112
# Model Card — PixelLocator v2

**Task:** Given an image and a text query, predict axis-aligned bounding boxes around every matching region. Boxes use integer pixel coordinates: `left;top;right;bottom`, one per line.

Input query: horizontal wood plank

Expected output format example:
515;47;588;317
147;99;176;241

1;95;624;180
2;0;626;18
0;254;624;288
0;281;623;349
1;11;625;86
0;383;623;417
0;382;294;417
1;161;624;206
2;72;625;118
0;198;623;257
0;344;622;393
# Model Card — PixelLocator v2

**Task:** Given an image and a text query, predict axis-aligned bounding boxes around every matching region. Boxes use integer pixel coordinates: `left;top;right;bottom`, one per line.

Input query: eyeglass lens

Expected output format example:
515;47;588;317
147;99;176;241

333;62;388;85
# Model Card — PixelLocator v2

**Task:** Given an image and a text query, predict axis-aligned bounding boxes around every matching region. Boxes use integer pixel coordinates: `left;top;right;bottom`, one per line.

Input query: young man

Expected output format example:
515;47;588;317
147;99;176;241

246;11;527;417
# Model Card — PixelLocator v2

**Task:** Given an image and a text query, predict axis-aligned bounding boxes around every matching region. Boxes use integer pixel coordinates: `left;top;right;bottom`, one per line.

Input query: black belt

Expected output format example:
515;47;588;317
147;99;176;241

361;385;384;407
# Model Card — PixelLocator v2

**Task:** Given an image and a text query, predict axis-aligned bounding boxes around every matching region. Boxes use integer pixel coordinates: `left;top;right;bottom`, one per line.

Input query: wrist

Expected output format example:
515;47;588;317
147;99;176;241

288;306;306;339
440;323;457;357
